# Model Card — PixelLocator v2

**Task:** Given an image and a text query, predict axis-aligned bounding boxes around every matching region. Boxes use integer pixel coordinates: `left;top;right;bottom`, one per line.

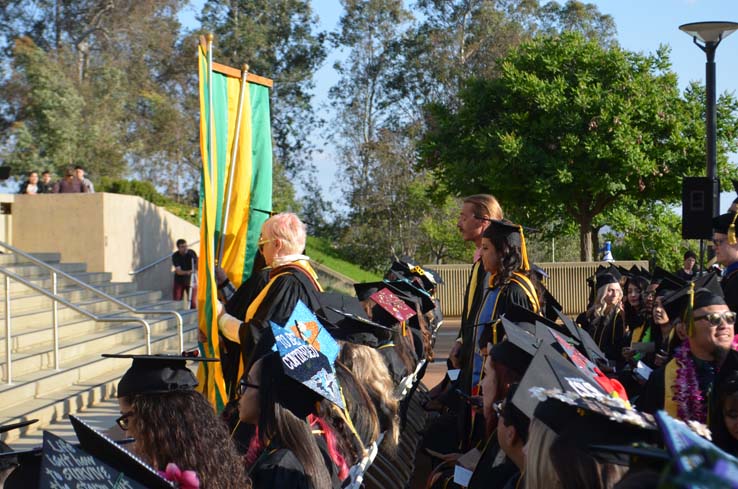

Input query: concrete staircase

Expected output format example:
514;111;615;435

0;252;199;445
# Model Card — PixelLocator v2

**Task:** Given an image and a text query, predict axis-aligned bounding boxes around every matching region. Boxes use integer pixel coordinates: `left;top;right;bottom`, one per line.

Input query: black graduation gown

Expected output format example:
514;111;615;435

636;363;667;414
250;448;311;489
586;309;627;368
238;264;322;369
468;435;519;489
458;260;488;371
722;268;738;313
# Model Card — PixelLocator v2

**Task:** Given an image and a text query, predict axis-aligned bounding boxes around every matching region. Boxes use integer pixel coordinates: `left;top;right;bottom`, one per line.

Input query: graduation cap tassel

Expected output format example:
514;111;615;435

729;213;738;245
518;225;530;271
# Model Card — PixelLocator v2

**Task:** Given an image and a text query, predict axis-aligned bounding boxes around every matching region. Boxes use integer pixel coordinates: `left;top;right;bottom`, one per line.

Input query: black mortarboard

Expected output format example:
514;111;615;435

630;265;652;281
595;273;619;290
387;259;438;291
713;211;738;235
511;342;607;419
354;282;382;302
541;286;563;322
503;304;572;340
490;318;540;374
103;354;218;397
40;431;148;488
661;273;725;322
317;292;394;346
554;308;607;363
70;415;173;488
483;219;531;270
385;279;436;313
532;391;657;464
651;266;686;290
531;264;549;279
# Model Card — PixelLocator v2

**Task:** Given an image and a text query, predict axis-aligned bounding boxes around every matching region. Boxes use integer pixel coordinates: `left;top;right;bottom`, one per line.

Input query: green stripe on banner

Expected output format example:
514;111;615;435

212;72;230;242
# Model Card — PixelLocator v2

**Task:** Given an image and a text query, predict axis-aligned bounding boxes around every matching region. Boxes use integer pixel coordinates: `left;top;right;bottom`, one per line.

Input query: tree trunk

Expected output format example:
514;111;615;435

579;217;593;261
591;225;602;262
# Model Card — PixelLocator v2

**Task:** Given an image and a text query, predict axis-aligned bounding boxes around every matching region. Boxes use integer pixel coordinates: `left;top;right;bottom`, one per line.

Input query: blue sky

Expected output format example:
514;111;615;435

181;1;738;211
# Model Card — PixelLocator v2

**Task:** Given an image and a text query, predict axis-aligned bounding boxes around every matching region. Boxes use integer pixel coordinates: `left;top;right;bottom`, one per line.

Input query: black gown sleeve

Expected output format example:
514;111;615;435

635;365;666;414
251;449;311;489
722;272;738;314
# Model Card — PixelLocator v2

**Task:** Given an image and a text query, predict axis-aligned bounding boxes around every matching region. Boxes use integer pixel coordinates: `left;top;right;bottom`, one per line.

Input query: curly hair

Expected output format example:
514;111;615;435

123;390;247;489
339;343;400;455
482;221;533;288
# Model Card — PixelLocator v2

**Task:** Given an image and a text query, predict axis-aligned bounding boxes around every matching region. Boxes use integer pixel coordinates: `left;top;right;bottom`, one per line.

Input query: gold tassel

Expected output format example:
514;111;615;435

729;213;738;245
518;225;530;271
493;321;498;344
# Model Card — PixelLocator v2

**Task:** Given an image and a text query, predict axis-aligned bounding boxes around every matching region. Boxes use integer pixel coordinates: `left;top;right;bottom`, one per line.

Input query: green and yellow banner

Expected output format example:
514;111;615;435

196;36;273;411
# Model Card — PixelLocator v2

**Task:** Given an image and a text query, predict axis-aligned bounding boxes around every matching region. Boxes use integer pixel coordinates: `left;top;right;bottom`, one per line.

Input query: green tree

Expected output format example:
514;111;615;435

199;0;326;177
418;33;738;261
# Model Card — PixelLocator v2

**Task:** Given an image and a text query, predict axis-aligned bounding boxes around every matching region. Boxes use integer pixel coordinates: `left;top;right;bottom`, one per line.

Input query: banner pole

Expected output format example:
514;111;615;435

217;64;249;265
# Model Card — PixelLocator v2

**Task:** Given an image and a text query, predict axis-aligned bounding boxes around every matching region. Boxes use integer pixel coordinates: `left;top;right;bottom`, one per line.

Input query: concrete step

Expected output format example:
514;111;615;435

4;282;141;314
0;253;61;266
0;272;115;298
0;290;164;331
0;309;198;379
0;326;200;444
0;262;87;280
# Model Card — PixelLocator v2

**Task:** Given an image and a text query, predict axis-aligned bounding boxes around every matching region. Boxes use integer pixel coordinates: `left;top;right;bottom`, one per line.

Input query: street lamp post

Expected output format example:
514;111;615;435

679;21;738;274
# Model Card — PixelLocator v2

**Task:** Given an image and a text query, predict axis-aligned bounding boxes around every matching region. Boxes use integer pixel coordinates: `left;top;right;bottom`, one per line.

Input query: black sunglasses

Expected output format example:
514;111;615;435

694;311;737;326
116;411;134;431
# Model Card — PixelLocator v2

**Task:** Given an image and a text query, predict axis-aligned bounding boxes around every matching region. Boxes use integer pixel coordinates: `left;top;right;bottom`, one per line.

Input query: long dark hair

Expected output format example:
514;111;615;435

482;222;531;288
623;276;648;325
124;390;246;489
256;352;332;489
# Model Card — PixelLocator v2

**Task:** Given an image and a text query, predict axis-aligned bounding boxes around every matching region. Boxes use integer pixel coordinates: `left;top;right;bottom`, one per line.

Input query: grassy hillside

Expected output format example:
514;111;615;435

306;236;382;283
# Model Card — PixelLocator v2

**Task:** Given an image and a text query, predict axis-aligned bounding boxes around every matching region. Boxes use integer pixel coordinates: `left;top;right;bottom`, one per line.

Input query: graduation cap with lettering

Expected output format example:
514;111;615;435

40;430;151;489
355;280;435;314
102;354;218;397
511;342;608;419
70;415;173;488
529;388;658;465
270;302;344;410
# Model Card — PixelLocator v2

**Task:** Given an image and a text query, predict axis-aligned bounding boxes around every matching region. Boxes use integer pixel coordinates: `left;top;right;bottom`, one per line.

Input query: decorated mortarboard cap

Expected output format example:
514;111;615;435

490;318;540;374
269;300;343;411
103;354;218;397
69;415;173;488
511;342;607;419
369;287;416;325
40;431;150;488
531;389;657;465
384;279;436;313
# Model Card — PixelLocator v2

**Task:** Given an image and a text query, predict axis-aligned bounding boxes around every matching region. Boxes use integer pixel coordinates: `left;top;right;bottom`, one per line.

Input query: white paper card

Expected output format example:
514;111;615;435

447;369;460;381
453;465;473;487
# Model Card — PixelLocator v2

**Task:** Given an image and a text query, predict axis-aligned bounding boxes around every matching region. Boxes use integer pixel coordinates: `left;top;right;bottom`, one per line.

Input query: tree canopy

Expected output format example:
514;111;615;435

418;32;738;260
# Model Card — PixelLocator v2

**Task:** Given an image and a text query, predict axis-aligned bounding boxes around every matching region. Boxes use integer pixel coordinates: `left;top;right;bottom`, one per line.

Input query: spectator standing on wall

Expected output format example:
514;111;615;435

74;165;95;193
172;239;198;309
18;171;39;194
54;166;90;193
38;171;54;193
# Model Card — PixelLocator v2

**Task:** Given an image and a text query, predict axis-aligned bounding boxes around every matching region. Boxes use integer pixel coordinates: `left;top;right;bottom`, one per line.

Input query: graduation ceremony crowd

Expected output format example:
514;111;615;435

4;194;738;488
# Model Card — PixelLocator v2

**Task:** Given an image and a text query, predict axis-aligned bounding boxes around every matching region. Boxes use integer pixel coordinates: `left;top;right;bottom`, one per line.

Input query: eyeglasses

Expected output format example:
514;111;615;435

693;311;737;326
238;378;260;396
257;237;274;251
116;411;135;431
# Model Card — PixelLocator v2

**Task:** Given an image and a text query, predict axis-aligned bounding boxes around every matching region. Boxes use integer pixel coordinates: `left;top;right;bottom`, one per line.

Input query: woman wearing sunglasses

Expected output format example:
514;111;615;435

111;354;246;488
216;212;324;374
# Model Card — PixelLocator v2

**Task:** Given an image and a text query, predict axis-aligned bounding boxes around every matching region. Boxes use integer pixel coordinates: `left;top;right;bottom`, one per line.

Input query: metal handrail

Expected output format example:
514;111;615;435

0;267;152;384
0;241;184;353
129;240;200;276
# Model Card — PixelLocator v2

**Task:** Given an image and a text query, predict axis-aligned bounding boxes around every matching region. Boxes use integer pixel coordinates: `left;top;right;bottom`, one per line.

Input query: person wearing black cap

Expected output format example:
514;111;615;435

581;272;626;370
712;211;738;313
109;354;247;488
637;286;736;424
239;351;338;489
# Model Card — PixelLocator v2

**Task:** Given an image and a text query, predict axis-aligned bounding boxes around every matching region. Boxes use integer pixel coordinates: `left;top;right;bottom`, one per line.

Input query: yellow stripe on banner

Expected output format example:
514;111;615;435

221;76;253;289
196;45;228;410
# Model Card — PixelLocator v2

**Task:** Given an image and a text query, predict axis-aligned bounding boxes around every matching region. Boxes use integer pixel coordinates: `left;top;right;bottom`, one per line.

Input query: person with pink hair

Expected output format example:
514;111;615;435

216;212;323;370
